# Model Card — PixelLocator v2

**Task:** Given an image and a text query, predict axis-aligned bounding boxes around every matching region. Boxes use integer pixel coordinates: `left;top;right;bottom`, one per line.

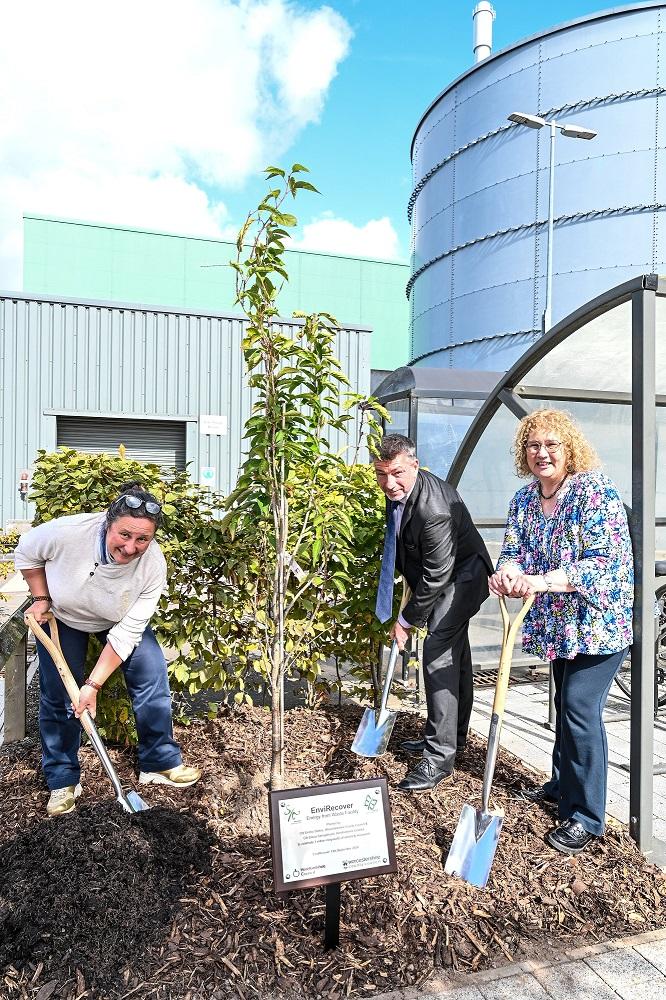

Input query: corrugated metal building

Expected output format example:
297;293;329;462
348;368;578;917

409;1;666;370
0;291;371;527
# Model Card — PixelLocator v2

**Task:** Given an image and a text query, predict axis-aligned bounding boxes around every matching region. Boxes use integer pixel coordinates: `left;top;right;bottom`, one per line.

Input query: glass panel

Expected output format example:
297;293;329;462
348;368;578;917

417;397;481;479
451;398;486;410
527;299;631;392
657;525;666;560
457;403;523;525
385;398;409;437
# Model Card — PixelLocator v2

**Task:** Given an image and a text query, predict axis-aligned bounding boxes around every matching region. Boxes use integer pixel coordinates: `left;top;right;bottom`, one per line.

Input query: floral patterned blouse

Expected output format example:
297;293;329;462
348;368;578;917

497;471;633;661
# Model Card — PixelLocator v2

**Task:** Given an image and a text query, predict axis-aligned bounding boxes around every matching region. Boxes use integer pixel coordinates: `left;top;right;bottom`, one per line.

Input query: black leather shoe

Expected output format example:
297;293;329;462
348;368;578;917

546;819;596;855
516;785;557;805
400;738;467;754
397;758;452;792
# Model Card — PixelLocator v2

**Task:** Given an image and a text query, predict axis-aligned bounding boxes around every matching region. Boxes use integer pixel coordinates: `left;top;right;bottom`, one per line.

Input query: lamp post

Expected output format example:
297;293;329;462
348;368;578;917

507;111;597;333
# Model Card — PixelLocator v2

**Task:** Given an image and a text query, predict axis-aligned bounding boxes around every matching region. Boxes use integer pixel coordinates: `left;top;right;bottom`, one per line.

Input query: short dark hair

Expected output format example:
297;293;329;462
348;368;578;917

106;481;163;529
375;434;417;463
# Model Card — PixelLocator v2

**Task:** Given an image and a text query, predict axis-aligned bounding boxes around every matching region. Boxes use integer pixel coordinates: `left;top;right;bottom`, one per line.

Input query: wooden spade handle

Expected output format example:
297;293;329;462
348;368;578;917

26;612;95;738
399;577;411;614
492;593;536;719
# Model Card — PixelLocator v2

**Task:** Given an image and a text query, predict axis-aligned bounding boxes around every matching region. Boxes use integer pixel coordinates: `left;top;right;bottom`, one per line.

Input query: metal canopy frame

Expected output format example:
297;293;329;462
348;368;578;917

446;273;665;866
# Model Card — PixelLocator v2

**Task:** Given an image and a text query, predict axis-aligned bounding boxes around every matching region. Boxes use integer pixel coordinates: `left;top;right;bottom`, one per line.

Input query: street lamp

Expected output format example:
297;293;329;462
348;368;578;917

507;111;597;332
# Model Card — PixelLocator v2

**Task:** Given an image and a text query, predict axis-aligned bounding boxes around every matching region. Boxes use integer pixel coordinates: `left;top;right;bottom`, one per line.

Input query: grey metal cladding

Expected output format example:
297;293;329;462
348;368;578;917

0;293;371;526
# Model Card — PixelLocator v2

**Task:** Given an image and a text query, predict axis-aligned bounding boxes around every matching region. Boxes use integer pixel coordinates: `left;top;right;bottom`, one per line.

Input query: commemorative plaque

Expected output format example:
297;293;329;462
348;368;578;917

268;777;397;948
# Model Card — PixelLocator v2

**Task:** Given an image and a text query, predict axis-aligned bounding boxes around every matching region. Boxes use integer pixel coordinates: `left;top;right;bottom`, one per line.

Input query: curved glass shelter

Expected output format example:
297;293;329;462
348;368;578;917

373;367;502;480
447;274;665;863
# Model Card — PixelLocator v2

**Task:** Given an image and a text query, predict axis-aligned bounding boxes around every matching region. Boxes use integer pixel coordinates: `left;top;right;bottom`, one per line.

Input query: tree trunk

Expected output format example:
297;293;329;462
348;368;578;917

270;665;284;789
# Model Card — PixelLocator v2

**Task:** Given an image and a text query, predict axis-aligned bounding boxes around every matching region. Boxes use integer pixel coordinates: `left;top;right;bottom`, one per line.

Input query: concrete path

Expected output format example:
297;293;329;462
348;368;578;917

374;928;666;1000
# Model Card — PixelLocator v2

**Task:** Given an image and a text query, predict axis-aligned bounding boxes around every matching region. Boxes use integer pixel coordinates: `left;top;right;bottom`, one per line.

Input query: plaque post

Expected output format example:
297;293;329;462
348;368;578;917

324;882;341;950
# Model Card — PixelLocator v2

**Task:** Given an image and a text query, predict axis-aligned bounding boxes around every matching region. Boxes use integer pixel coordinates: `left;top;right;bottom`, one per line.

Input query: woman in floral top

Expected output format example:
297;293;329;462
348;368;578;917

489;409;633;856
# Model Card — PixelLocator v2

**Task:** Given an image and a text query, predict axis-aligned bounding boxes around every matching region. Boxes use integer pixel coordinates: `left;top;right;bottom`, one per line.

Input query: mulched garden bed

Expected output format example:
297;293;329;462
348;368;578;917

1;700;665;1000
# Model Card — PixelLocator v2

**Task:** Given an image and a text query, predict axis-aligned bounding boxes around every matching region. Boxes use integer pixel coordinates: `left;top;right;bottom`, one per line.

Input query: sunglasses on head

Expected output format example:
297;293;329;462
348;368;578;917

115;494;162;515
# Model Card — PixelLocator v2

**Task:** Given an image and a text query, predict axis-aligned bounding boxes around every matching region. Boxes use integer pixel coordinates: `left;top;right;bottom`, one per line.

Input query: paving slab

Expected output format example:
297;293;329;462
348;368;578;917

476;973;550;999
531;960;618;999
610;978;666;1000
634;937;666;975
584;947;661;988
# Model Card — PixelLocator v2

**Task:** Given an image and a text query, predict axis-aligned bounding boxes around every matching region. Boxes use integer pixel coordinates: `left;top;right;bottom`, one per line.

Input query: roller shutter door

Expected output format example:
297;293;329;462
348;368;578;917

57;416;186;470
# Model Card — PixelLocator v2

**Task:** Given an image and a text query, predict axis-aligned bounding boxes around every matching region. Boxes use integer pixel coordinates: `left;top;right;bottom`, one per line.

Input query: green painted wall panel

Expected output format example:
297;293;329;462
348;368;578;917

23;216;409;369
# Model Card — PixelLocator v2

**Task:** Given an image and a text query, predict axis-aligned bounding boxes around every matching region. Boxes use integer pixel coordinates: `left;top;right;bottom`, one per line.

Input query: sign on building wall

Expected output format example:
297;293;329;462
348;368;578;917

199;415;228;435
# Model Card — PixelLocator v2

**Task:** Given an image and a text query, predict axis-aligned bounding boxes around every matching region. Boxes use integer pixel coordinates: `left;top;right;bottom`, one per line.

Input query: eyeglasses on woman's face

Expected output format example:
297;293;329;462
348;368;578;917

525;440;563;455
114;494;162;515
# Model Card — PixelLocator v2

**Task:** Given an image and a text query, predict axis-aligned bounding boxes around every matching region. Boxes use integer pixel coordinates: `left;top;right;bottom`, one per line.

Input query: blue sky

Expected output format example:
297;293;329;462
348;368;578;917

216;0;640;262
0;1;650;287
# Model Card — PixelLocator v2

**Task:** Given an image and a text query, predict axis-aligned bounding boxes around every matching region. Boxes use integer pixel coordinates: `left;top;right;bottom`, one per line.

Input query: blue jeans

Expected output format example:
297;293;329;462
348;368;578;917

543;648;627;836
37;619;182;790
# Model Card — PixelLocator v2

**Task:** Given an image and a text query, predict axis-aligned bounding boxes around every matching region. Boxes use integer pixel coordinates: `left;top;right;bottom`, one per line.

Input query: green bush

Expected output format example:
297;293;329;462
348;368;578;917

0;529;19;587
27;447;391;744
0;530;20;555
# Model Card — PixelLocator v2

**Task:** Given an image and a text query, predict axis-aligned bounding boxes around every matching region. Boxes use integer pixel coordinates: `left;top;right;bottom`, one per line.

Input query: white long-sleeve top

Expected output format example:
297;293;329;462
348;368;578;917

14;512;167;662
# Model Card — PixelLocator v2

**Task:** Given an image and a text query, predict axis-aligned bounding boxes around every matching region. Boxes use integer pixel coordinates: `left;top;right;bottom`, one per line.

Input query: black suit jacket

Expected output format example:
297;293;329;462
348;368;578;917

393;469;493;632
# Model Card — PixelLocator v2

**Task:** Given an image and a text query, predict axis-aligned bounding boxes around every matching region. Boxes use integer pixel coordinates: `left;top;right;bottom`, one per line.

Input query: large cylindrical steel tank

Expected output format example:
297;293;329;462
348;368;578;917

409;2;666;369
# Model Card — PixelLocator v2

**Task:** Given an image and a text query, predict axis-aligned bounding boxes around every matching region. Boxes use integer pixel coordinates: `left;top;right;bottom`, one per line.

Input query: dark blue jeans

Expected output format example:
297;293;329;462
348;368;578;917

37;619;182;790
543;647;627;836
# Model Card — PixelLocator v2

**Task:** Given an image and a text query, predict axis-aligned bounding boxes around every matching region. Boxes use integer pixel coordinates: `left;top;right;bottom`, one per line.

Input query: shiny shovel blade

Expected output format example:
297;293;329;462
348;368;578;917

444;802;504;888
123;790;150;813
351;707;397;757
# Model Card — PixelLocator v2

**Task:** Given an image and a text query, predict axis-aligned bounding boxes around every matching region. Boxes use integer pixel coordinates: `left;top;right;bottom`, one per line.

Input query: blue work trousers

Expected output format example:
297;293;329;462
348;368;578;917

543;647;627;836
37;619;182;790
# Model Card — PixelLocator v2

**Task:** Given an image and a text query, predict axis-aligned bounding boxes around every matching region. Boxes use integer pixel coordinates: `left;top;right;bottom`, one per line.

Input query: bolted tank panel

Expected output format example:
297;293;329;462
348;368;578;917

409;2;666;368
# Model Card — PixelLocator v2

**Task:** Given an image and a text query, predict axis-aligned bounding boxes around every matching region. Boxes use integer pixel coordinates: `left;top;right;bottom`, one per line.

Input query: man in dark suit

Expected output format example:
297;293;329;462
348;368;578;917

374;434;493;791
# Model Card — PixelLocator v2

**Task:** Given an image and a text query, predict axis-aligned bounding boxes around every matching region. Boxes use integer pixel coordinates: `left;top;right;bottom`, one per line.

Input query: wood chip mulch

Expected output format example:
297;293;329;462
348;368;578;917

1;701;665;1000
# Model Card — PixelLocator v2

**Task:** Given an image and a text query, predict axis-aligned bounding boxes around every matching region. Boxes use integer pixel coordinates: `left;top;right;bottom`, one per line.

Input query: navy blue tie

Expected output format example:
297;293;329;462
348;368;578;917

375;501;399;623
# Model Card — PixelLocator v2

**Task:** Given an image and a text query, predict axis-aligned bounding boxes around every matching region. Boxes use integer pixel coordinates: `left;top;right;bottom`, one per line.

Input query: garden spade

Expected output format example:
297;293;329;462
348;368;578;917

351;639;400;757
26;613;149;814
444;593;535;888
351;580;411;757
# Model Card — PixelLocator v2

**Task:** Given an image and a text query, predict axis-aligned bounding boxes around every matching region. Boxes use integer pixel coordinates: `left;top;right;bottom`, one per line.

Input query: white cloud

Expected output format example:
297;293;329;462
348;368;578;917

0;0;352;287
293;213;404;261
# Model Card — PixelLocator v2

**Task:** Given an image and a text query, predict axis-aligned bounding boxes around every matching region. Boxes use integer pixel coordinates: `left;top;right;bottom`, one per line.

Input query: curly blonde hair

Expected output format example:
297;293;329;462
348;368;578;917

513;408;601;478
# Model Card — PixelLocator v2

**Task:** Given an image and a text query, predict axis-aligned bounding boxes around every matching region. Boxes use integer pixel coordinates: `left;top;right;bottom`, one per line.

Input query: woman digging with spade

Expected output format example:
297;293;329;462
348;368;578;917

15;483;201;817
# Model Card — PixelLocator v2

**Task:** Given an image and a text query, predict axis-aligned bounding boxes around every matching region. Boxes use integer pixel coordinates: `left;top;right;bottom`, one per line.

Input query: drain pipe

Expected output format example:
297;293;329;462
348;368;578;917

472;1;496;63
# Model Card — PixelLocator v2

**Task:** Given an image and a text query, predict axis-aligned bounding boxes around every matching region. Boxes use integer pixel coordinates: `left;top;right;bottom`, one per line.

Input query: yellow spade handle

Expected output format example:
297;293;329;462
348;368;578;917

399;577;412;614
492;593;536;718
26;612;95;739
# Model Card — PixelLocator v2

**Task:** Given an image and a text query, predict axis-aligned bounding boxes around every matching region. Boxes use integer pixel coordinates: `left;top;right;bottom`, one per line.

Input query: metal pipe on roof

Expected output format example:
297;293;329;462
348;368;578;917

472;1;495;63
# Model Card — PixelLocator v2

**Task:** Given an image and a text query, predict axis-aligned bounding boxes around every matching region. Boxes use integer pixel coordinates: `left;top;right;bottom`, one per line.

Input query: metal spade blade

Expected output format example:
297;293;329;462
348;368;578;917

444;594;535;888
351;640;399;757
